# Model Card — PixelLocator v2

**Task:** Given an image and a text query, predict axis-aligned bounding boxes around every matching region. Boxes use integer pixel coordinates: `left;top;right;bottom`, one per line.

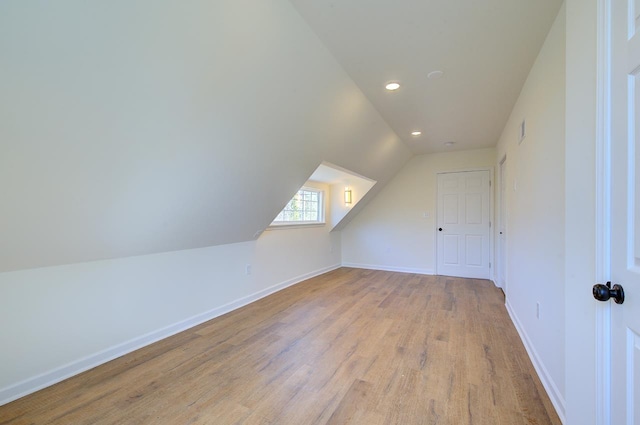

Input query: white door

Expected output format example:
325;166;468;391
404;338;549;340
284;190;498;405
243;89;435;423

436;170;491;279
498;157;507;292
608;0;640;423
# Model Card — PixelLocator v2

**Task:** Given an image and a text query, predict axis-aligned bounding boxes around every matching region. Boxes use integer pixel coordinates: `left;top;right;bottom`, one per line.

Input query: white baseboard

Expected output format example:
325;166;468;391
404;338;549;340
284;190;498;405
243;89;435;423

0;263;341;406
341;262;434;275
505;300;566;424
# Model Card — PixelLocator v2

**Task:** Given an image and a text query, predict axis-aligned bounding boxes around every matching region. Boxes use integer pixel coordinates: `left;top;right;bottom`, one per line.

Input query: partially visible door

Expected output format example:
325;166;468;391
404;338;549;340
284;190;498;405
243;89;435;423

608;0;640;423
498;157;507;292
436;170;491;279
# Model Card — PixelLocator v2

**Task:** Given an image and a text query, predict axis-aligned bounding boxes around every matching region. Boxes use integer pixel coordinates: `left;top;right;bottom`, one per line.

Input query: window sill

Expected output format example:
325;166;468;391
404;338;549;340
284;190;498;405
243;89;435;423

266;222;326;231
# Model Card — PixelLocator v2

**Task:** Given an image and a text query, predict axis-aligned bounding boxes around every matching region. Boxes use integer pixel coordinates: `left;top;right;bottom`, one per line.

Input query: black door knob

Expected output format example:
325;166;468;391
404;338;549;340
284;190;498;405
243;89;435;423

593;282;625;304
438;228;443;231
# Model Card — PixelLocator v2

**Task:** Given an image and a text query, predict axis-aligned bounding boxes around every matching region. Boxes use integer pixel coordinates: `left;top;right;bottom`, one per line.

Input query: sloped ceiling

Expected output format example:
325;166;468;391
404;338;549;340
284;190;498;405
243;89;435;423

1;0;564;272
288;0;564;154
0;0;412;272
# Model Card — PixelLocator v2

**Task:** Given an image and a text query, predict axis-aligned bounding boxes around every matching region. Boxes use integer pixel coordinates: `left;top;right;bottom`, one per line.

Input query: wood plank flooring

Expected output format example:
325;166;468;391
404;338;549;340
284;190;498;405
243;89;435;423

0;268;561;424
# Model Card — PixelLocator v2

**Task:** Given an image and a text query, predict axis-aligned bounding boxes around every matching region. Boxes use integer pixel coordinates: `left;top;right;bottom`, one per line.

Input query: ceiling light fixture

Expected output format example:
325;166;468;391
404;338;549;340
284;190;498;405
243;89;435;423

444;141;455;147
411;131;422;136
428;70;444;80
385;82;401;91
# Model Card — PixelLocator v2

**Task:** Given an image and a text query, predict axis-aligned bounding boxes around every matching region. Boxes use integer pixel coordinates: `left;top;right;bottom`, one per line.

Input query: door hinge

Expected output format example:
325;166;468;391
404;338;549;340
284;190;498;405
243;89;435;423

489;180;492;187
489;262;492;268
489;221;492;228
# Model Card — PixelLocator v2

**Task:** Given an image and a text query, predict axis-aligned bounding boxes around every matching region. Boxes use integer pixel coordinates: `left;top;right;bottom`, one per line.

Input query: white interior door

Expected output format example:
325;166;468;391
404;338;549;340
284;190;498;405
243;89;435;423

498;157;507;292
436;170;491;279
608;0;640;423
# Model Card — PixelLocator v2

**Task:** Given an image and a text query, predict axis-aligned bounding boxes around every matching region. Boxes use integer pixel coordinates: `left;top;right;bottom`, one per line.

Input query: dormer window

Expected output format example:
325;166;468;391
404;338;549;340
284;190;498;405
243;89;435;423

271;186;325;226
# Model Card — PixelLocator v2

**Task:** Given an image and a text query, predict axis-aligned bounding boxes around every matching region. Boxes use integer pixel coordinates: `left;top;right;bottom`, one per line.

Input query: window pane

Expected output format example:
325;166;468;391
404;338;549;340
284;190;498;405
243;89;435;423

272;187;323;225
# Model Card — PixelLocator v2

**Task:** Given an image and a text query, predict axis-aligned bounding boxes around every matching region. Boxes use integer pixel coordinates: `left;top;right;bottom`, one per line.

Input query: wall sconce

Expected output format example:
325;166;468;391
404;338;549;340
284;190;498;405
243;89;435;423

344;187;352;205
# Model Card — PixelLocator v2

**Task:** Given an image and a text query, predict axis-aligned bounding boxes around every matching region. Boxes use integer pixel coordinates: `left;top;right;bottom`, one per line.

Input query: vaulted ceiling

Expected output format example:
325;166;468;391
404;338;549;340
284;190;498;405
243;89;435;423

289;0;564;154
0;0;411;272
0;0;563;272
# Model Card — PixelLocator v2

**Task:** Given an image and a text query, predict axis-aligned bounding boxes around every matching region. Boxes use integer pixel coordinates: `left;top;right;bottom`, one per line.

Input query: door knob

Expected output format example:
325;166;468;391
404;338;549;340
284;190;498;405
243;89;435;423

593;281;625;304
438;228;443;231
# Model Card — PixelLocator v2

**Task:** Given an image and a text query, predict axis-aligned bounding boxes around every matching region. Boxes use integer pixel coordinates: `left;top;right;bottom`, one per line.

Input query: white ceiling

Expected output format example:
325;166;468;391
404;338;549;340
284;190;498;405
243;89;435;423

309;161;376;185
0;0;412;272
289;0;564;154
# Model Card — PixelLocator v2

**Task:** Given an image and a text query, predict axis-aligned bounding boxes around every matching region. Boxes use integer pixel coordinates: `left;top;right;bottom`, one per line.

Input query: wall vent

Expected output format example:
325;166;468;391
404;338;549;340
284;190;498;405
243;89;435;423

518;119;526;144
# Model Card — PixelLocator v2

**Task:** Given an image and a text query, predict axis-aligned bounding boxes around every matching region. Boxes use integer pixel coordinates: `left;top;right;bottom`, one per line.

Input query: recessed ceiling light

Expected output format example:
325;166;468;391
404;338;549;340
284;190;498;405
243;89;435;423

428;71;444;79
444;141;455;147
411;131;422;136
385;82;401;91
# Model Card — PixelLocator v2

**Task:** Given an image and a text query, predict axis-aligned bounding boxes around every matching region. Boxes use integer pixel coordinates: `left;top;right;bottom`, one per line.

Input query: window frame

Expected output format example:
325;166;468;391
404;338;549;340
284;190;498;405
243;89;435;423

270;186;326;228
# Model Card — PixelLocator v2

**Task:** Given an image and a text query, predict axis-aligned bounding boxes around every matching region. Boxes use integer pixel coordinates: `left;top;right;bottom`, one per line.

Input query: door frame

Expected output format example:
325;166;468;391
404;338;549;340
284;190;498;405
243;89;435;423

434;167;494;280
595;0;612;422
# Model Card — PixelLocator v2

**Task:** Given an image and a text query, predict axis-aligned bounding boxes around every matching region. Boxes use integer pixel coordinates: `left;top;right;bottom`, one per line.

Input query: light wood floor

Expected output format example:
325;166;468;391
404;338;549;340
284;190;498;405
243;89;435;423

0;268;561;425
